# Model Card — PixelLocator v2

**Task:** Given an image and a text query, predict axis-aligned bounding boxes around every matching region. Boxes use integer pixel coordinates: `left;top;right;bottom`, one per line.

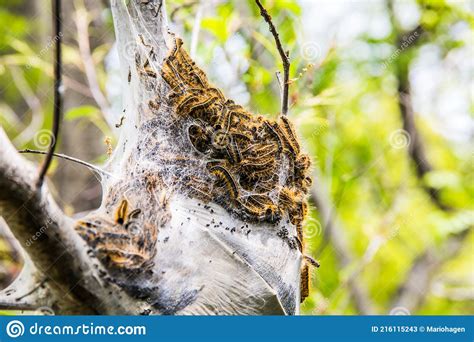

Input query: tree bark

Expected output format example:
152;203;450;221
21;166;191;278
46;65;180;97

0;0;303;315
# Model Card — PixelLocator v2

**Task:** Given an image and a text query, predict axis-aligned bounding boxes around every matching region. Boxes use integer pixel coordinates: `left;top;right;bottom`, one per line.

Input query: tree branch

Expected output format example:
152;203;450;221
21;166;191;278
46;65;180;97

36;0;62;188
0;127;155;314
387;1;471;312
254;0;290;116
392;74;471;311
74;0;113;123
2;0;304;315
392;228;470;312
0;235;54;313
396;66;451;212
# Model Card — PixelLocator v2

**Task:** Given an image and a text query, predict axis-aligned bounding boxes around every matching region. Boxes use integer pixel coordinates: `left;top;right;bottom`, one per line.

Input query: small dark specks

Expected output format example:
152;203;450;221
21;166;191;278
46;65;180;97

225;227;229;230
210;209;214;214
187;217;191;220
209;260;212;263
206;224;210;227
180;222;184;226
246;229;251;236
230;227;236;233
163;237;169;243
140;309;152;316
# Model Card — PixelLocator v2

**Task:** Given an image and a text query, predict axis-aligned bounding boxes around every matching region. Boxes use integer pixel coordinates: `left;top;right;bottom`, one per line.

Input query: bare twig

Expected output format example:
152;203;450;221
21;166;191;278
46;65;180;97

387;0;470;312
9;66;44;146
74;0;112;119
392;228;471;312
169;0;198;22
36;0;62;189
391;22;449;212
254;0;290;116
0;127;154;314
19;149;114;177
392;75;471;312
397;75;451;212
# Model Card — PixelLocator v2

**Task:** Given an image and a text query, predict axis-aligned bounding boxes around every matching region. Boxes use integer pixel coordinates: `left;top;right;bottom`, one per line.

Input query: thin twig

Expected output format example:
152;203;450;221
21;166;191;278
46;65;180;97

254;0;290;116
15;279;47;301
36;0;62;188
74;0;112;119
9;66;44;146
386;0;469;312
169;0;199;22
19;149;113;177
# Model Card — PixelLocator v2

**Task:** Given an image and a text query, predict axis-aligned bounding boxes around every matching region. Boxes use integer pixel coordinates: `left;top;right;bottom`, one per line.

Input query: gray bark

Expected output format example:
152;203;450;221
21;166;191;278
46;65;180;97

0;0;302;315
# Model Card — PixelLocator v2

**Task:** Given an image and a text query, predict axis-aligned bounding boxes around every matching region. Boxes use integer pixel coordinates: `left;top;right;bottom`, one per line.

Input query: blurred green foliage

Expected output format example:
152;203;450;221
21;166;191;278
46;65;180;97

0;0;472;315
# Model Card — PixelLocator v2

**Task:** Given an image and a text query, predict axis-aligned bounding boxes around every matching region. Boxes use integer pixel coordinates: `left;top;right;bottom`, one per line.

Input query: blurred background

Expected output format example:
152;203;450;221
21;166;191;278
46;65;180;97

0;0;472;315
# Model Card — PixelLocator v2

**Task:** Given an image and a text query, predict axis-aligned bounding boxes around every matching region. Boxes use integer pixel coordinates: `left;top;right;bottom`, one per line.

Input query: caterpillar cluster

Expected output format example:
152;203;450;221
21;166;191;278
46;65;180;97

75;174;169;273
74;35;314;305
157;37;312;247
